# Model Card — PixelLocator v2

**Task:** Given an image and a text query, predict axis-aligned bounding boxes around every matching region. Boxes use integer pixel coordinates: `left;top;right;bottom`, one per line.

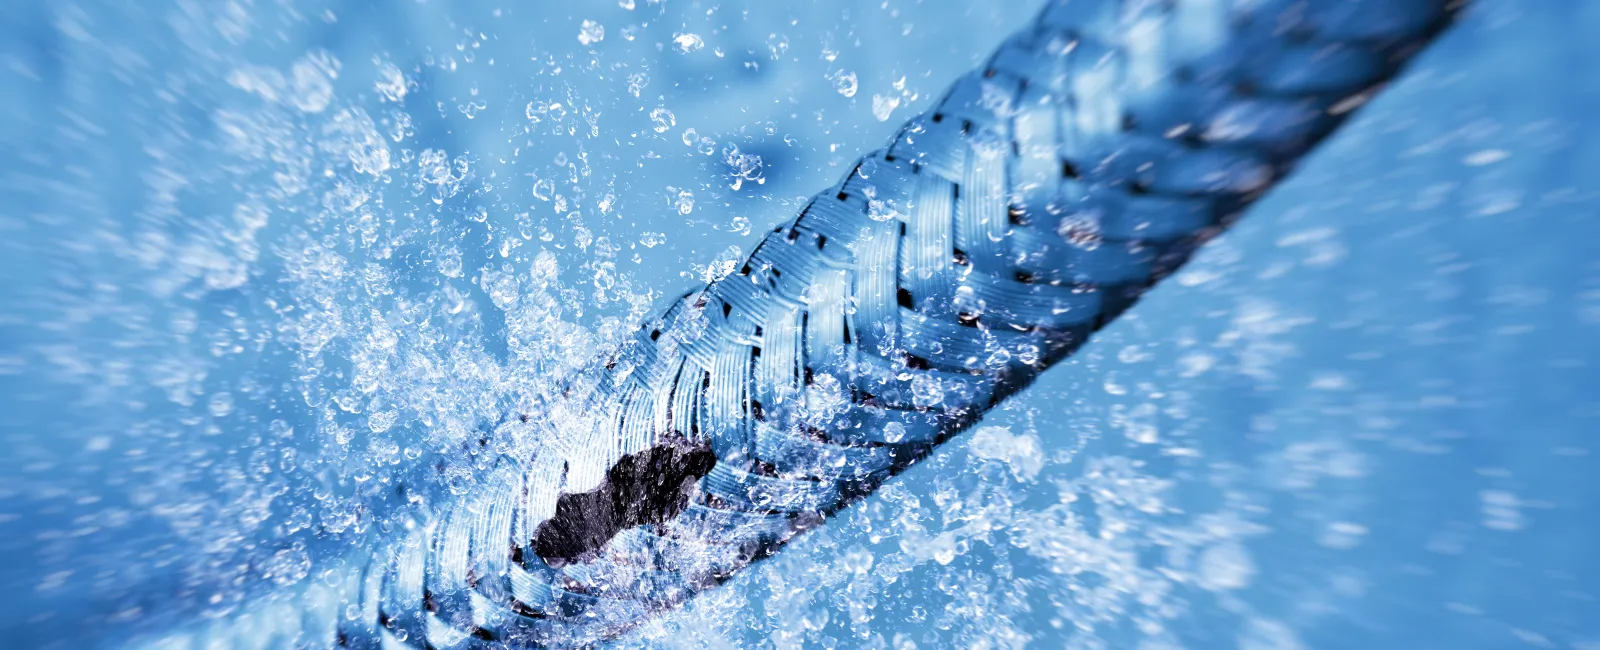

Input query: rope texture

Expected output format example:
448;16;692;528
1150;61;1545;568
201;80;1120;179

145;0;1460;647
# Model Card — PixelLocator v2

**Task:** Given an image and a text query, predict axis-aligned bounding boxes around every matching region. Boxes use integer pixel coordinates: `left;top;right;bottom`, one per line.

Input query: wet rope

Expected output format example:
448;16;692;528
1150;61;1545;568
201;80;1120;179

144;0;1462;647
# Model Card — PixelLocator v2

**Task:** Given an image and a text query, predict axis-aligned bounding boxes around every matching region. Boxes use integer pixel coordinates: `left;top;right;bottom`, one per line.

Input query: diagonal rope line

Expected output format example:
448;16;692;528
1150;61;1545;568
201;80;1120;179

141;0;1464;647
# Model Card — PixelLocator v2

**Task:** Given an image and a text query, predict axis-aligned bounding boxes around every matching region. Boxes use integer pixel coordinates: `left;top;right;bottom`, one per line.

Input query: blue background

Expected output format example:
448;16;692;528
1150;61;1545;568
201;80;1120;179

1;1;1596;648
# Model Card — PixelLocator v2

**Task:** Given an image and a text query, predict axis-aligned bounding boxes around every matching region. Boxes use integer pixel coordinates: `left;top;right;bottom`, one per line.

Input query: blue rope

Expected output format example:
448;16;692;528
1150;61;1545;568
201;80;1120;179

142;0;1462;647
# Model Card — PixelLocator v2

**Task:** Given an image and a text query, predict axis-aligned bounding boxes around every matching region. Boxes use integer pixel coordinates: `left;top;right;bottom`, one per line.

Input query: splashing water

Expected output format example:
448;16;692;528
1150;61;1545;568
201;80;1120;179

3;1;1599;650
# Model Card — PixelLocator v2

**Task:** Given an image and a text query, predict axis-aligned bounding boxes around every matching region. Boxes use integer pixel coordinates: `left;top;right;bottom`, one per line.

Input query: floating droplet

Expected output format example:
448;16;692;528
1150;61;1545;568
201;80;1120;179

532;178;555;201
831;70;859;98
208;392;235;418
673;33;704;53
374;62;406;102
650;107;676;133
673;188;695;215
872;93;900;121
577;20;605;46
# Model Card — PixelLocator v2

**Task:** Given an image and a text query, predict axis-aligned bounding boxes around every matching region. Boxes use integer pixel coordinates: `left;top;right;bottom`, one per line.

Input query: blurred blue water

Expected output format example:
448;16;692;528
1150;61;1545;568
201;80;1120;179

1;1;1597;649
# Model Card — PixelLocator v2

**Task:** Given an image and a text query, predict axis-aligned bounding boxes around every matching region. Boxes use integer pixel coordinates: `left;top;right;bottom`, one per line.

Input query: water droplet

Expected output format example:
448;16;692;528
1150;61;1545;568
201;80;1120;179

872;93;900;121
437;246;463;278
626;72;649;97
830;70;858;98
1465;149;1509;166
842;546;874;574
698;245;743;283
529;249;560;289
929;532;957;565
532;178;555;201
1198;542;1256;590
208;392;235;418
721;145;764;190
577;20;605;46
367;410;397;433
910;374;943;408
483;268;520;310
417;149;452;185
1117;344;1151;364
968;425;1044;481
593;262;616;291
265;545;311;586
673;33;704;53
868;198;902;222
289;51;338;113
766;33;789;60
883;422;907;443
650;107;676;133
672;187;694;215
375;62;407;102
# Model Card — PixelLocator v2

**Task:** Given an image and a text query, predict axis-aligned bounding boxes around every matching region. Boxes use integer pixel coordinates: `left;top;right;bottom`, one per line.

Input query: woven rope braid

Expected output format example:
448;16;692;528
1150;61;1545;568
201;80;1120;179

142;1;1462;648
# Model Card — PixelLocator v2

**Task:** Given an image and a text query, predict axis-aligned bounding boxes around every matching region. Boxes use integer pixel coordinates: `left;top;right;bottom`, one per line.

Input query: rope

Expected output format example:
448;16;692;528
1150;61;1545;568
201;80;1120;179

142;0;1462;647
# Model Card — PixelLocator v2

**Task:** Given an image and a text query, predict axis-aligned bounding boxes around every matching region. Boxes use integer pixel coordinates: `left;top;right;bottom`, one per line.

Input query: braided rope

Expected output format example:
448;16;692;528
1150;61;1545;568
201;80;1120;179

143;0;1461;647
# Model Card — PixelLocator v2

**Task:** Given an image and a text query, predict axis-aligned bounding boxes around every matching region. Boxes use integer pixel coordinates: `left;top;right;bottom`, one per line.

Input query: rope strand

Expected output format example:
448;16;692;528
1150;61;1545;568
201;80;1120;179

142;1;1463;647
